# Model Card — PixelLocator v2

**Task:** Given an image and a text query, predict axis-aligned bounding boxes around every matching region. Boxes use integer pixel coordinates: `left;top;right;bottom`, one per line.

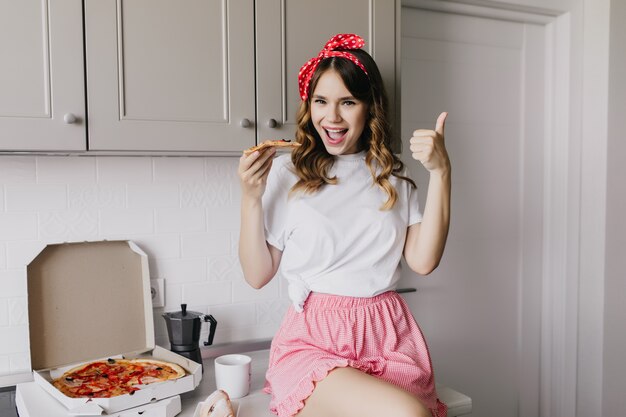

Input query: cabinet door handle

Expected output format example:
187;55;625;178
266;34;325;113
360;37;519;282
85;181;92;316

63;113;77;124
267;119;278;128
240;118;252;128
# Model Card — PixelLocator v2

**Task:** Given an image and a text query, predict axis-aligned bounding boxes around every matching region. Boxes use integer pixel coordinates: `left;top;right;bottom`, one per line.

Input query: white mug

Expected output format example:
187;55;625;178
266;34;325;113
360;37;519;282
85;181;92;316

214;354;252;399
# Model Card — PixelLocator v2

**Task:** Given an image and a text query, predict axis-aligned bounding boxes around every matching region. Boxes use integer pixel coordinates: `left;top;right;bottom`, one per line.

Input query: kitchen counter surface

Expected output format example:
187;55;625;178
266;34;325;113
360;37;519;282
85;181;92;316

186;349;471;417
9;348;470;417
180;349;273;417
8;350;273;417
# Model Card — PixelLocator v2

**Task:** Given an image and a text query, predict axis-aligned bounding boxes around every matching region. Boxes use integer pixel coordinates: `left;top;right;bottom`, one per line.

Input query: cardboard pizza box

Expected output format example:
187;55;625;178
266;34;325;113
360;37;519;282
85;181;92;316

24;240;202;415
16;381;182;417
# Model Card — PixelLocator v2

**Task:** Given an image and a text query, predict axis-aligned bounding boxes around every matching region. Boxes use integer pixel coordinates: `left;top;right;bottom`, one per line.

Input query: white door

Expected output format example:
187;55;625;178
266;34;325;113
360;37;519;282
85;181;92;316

399;6;546;417
0;0;85;151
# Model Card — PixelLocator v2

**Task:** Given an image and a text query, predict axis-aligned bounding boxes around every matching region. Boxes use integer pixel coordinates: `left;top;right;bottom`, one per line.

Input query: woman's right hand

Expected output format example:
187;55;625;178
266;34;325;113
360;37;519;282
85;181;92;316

238;147;282;289
238;147;277;200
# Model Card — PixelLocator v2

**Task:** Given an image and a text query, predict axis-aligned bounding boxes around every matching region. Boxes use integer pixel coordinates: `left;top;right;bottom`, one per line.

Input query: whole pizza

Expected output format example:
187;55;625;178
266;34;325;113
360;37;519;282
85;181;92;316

52;358;186;398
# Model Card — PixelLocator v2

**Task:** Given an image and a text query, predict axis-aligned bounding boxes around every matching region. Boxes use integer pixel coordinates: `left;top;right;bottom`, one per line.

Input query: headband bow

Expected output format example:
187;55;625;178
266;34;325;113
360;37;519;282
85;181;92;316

298;33;368;101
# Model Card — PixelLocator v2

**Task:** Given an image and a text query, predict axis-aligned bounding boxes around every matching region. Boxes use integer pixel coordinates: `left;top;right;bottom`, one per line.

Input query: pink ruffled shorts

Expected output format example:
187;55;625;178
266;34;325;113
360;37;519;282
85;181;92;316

263;291;447;417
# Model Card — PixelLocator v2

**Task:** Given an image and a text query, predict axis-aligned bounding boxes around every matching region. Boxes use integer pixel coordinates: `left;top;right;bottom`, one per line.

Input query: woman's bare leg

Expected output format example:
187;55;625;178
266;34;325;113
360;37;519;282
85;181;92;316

295;367;432;417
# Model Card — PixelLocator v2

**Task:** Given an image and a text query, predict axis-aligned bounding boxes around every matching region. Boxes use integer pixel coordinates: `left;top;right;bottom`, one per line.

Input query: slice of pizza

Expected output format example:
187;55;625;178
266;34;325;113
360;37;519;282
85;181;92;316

243;139;301;155
129;358;186;384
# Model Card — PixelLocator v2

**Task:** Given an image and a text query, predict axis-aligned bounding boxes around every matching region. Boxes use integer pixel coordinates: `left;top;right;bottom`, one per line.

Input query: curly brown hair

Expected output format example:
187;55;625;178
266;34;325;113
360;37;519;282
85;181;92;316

290;48;415;210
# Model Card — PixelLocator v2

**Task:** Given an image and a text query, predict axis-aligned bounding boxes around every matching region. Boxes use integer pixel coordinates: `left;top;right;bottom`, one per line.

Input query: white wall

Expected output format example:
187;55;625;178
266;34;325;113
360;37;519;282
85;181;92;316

0;155;290;384
603;0;626;415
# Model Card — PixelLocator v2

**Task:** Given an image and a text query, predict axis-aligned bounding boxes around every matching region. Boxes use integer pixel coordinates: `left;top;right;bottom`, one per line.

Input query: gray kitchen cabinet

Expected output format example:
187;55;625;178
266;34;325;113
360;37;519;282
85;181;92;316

0;0;86;152
0;0;399;154
85;0;256;152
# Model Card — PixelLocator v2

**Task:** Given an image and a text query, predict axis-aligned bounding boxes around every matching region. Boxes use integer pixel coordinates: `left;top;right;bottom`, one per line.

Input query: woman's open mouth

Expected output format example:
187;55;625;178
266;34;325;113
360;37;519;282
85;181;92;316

323;127;348;145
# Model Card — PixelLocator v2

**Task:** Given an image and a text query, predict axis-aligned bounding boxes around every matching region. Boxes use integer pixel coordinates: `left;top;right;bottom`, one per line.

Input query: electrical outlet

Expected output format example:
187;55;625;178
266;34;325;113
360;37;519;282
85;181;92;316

150;278;165;308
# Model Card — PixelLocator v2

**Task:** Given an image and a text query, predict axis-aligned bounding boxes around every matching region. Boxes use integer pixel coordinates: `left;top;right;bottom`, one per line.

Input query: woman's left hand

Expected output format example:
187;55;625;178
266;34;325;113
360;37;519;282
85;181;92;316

409;112;450;175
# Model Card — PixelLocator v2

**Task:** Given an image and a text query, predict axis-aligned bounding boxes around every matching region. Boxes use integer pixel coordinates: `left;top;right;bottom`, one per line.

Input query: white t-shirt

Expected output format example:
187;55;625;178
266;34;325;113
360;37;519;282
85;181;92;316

263;151;423;311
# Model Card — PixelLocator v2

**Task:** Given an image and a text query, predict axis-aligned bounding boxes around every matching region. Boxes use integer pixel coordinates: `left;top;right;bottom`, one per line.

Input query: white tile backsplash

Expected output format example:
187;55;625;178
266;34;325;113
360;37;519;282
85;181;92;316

208;303;257;329
5;184;67;211
0;357;8;375
181;183;232;207
153;157;205;183
0;213;38;240
207;206;240;231
203;158;238;181
211;323;281;345
69;185;125;209
39;210;99;241
0;157;36;184
127;184;179;208
0;327;29;355
100;208;155;235
181;281;232;306
164;283;183;310
37;157;96;183
153;258;208;283
9;352;30;373
132;234;181;259
0;270;27;298
0;155;289;384
232;275;280;303
97;157;153;183
0;299;8;327
8;298;27;326
155;207;206;233
5;241;46;268
256;299;291;326
0;244;6;269
208;255;244;282
181;232;231;257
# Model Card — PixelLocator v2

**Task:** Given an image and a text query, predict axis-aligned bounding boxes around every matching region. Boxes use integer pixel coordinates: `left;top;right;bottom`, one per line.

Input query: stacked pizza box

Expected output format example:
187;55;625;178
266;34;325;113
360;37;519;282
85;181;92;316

16;240;202;417
16;381;182;417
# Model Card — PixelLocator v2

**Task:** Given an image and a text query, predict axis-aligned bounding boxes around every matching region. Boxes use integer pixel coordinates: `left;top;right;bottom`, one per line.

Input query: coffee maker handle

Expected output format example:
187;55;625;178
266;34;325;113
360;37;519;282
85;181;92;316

203;314;217;346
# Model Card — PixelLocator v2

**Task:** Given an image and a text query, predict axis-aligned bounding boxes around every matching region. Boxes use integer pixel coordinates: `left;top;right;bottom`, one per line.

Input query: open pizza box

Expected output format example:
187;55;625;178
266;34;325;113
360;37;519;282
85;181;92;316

23;240;202;415
16;381;182;417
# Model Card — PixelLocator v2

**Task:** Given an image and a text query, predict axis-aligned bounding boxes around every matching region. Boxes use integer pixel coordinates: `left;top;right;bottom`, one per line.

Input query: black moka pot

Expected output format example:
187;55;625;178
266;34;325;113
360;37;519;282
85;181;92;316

162;304;217;372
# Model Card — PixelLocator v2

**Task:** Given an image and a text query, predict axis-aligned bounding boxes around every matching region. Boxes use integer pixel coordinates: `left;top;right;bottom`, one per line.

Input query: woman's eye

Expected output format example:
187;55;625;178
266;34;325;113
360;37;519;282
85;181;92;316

343;100;356;106
314;99;326;104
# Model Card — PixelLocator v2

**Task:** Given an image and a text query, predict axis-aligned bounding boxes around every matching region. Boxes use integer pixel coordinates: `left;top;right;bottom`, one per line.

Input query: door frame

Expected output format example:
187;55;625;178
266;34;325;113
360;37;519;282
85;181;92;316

402;1;608;416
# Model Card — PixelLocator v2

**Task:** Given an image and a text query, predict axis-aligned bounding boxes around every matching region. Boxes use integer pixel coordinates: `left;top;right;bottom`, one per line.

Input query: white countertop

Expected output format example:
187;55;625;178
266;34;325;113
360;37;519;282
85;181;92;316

179;350;273;417
183;349;471;417
15;349;471;417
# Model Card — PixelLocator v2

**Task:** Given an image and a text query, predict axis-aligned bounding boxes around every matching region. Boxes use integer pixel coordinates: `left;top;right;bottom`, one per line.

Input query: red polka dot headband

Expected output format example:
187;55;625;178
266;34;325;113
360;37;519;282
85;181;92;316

298;33;368;101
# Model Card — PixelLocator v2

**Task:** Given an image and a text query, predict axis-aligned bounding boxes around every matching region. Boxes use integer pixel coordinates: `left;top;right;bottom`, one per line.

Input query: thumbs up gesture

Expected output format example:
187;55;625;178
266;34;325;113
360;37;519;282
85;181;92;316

409;112;450;175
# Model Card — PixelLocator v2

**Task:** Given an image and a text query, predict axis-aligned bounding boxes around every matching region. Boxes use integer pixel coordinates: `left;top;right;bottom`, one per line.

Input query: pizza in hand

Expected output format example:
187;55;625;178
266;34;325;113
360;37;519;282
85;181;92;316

243;139;301;155
52;357;186;399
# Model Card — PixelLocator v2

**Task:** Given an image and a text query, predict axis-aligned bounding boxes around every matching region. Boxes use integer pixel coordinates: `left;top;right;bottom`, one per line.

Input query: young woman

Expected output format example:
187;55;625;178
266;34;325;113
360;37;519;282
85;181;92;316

238;34;450;417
